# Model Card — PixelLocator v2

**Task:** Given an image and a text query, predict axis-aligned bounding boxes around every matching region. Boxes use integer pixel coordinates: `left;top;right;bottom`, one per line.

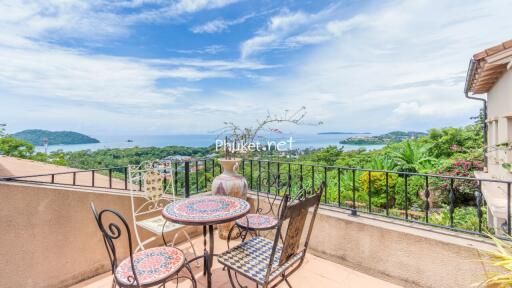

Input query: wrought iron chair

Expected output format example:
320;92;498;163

218;182;324;288
128;160;197;261
226;173;293;248
90;203;197;288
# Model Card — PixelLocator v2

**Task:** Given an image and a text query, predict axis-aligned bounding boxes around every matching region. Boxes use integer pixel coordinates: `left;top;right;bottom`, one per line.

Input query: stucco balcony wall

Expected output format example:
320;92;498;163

0;182;203;288
0;181;500;288
254;194;498;288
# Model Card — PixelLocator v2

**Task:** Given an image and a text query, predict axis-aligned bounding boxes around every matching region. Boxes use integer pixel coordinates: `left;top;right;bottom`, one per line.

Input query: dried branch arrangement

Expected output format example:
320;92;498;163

216;107;322;159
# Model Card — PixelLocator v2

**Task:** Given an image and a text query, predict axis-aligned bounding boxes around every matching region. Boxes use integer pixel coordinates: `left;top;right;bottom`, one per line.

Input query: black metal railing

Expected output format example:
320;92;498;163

2;158;512;238
239;159;512;238
0;159;223;197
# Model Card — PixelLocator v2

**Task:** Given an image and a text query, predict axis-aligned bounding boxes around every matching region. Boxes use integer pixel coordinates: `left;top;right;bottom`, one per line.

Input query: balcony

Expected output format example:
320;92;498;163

71;231;400;288
0;156;507;288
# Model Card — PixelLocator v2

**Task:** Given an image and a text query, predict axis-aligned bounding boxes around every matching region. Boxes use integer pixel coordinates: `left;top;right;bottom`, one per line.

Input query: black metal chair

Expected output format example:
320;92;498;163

226;173;291;248
90;203;197;288
218;182;324;288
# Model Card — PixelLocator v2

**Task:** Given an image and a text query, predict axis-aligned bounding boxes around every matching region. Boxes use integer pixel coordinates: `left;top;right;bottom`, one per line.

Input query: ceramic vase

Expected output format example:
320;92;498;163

211;158;248;239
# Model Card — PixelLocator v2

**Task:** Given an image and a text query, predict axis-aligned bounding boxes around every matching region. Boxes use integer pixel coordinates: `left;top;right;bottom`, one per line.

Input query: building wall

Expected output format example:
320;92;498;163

487;68;512;181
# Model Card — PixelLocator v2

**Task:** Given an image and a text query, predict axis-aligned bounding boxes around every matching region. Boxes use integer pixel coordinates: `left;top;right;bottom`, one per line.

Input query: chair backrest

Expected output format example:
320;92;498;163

254;172;293;218
266;182;324;279
128;161;175;217
128;160;174;201
90;203;139;286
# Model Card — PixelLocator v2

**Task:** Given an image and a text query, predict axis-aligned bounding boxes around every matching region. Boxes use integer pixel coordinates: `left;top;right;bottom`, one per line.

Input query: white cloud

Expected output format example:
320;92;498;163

236;0;512;133
0;0;241;45
0;0;274;135
191;13;253;33
240;7;337;58
192;19;230;33
173;45;227;54
128;0;241;22
2;0;512;135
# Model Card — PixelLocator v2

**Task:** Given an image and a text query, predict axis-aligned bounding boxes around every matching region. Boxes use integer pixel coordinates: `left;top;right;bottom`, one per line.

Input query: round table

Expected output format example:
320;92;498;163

162;195;250;288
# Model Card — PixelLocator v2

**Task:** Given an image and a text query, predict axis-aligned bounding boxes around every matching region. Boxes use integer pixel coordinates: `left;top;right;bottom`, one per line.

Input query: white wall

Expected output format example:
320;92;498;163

487;68;512;181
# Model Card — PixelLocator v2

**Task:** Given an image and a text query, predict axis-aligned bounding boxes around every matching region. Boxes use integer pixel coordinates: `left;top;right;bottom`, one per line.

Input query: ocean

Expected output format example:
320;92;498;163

34;133;384;153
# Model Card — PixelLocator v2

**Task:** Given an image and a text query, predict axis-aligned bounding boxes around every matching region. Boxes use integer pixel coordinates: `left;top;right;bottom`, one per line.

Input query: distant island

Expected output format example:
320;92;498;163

13;129;100;145
340;131;427;145
318;132;371;135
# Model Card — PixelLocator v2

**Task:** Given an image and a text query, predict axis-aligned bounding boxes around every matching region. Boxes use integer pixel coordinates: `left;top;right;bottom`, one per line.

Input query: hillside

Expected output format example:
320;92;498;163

12;129;100;145
340;131;427;145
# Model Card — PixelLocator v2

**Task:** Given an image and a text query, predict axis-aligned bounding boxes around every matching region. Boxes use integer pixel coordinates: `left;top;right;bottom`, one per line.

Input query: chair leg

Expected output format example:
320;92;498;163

184;263;198;288
227;268;239;288
227;224;240;249
171;230;200;268
284;277;292;288
183;230;200;267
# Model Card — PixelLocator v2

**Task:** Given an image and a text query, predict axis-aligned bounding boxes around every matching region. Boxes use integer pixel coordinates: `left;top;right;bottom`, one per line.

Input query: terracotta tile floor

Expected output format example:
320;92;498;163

73;231;402;288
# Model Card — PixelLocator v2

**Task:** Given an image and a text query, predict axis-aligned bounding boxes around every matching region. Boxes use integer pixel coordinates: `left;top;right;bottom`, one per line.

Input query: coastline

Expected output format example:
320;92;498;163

34;134;385;153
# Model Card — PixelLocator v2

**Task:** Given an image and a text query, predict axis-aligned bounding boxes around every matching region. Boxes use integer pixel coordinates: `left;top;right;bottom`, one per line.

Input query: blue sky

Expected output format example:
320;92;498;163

1;0;511;137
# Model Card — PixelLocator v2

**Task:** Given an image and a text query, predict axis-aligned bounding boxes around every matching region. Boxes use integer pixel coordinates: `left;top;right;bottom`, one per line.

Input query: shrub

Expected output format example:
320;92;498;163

360;171;398;208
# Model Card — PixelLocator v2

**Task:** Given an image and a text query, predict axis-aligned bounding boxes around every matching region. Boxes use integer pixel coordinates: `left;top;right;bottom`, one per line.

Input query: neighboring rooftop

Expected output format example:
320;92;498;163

465;39;512;94
0;156;124;188
0;156;77;178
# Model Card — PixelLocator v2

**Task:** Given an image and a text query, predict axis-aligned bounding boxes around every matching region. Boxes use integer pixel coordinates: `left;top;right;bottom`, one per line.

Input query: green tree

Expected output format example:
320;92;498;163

420;126;482;159
0;137;34;158
309;146;344;166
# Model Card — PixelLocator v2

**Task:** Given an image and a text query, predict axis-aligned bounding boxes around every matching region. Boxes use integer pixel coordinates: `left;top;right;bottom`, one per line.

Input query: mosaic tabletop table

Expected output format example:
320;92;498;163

162;195;250;225
162;195;251;288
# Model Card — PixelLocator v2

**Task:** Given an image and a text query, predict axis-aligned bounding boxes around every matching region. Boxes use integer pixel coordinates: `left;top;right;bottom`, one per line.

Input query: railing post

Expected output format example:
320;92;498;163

368;171;372;213
508;183;511;235
204;160;207;192
51;174;55;184
476;181;483;234
424;176;430;223
73;172;76;186
250;159;253;190
109;169;112;189
124;167;128;190
337;168;341;208
351;169;357;216
267;161;270;193
277;162;281;194
404;174;409;220
324;167;328;204
212;159;215;177
138;171;142;191
449;178;455;227
385;172;389;216
195;160;199;194
288;163;292;196
184;161;190;198
92;171;95;187
173;162;178;193
258;160;262;192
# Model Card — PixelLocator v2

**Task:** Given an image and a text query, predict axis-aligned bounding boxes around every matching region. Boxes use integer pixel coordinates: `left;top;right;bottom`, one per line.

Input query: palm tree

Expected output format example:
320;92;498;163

391;141;435;173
